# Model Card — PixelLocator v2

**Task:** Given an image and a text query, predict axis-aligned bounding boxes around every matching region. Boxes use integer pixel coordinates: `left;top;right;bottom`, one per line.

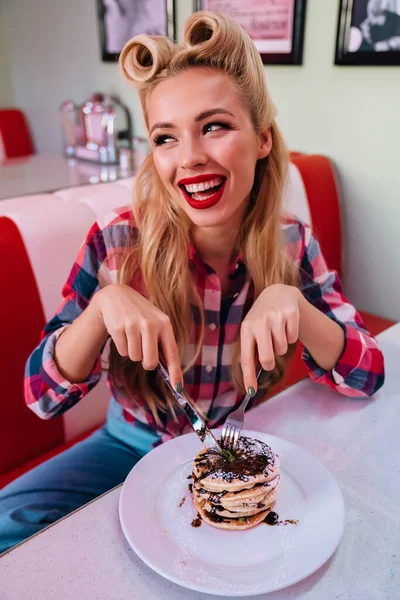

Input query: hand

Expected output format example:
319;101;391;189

93;284;182;388
240;284;300;393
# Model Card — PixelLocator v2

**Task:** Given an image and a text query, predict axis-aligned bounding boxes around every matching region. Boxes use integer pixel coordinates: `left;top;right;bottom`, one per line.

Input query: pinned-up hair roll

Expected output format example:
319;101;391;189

119;34;174;86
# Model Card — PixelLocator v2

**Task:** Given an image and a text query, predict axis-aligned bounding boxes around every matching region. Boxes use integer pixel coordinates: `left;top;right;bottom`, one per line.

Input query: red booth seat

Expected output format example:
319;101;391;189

0;108;35;160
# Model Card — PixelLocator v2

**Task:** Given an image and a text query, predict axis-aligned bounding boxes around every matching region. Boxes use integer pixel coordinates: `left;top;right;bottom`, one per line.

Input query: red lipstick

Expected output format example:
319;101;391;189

178;174;226;210
178;174;225;185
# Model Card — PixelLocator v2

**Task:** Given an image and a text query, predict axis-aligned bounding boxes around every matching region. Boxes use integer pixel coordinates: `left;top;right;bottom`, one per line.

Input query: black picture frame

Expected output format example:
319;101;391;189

335;0;400;66
193;0;307;65
97;0;176;63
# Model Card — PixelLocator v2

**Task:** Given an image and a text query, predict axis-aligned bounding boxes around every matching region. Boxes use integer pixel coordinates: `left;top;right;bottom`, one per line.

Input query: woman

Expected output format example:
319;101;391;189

0;11;384;553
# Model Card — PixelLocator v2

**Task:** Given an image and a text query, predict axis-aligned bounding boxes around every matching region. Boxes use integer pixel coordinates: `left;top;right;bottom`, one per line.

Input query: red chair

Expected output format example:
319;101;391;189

0;108;35;159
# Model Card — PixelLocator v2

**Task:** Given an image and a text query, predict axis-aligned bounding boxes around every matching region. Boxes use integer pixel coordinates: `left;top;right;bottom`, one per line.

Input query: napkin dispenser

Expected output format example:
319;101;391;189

60;93;132;164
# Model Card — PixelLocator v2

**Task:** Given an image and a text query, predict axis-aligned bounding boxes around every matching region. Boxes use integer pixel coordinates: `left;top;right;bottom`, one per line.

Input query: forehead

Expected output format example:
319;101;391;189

147;67;248;125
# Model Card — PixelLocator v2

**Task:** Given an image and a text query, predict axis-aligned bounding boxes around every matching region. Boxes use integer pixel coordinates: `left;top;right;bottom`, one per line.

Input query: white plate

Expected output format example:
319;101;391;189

119;430;344;596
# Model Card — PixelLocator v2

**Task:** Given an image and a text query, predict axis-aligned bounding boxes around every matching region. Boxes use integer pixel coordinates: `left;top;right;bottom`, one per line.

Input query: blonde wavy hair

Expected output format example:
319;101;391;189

110;11;298;424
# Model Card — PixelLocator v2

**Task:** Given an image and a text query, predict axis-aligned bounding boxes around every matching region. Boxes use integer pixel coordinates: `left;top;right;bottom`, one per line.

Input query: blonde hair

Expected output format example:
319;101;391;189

110;11;297;424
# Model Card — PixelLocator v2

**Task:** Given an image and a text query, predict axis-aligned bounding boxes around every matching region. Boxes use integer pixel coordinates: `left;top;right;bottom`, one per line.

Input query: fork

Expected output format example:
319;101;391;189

221;365;263;452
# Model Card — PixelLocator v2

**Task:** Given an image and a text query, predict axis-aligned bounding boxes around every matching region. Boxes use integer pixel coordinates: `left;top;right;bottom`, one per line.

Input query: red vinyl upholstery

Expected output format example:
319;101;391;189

0;217;64;477
0;109;35;159
290;153;342;277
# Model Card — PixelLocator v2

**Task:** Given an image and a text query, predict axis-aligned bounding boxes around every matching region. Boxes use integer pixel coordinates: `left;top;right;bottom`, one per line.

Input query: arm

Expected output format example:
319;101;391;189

24;221;108;419
297;292;345;371
240;221;384;398
299;223;385;397
25;216;183;421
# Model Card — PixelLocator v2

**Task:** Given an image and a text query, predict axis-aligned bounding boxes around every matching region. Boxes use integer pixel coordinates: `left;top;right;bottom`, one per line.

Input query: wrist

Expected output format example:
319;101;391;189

86;291;109;341
296;289;313;345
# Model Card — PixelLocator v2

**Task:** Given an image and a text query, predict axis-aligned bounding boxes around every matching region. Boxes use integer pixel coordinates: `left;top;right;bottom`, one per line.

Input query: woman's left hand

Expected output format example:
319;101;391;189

240;284;300;394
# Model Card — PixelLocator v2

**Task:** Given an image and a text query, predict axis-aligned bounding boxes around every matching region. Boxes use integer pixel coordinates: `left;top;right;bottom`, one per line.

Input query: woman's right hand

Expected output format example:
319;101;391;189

93;284;183;389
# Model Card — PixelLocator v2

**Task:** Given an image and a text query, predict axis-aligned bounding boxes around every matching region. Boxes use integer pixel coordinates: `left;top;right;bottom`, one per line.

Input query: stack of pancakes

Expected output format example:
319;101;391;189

192;436;280;530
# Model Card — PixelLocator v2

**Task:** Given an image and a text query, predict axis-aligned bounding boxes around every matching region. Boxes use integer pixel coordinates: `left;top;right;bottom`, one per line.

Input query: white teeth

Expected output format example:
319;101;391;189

184;177;223;193
191;191;215;201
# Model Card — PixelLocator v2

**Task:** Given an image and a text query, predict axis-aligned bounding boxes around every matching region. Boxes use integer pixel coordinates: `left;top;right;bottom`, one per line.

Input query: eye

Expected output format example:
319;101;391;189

152;134;176;146
203;120;232;134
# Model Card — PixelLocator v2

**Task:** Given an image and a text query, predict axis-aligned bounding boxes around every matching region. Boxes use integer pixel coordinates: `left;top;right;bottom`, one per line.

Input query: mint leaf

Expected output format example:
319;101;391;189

221;449;235;462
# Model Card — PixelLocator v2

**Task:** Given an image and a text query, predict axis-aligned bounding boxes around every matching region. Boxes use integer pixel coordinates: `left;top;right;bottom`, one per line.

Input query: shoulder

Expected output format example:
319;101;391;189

86;205;138;249
281;214;314;265
96;205;136;235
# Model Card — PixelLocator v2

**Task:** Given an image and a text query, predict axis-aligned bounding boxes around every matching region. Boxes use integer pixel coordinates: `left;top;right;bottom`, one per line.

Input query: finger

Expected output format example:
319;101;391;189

240;322;258;394
255;325;275;371
126;325;143;363
140;319;159;370
286;310;299;345
270;314;288;356
159;320;183;390
111;328;129;358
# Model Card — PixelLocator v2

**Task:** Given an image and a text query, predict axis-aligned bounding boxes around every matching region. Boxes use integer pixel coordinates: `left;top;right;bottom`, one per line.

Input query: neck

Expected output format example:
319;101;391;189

191;224;237;268
191;200;248;268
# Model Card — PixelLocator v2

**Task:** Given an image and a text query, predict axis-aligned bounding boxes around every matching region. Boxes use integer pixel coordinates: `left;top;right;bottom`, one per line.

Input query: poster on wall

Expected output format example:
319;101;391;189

97;0;176;62
194;0;307;64
335;0;400;65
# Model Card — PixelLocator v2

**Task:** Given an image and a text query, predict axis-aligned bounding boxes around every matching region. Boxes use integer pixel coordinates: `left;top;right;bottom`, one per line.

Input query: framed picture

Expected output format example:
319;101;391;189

97;0;176;62
335;0;400;65
193;0;307;65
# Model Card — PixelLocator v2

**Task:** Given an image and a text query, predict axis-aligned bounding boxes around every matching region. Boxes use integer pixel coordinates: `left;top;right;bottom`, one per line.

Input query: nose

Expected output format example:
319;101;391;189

179;135;208;170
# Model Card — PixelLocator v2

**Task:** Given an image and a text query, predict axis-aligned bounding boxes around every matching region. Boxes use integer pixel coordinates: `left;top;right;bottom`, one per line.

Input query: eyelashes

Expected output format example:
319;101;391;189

152;120;233;146
153;134;173;146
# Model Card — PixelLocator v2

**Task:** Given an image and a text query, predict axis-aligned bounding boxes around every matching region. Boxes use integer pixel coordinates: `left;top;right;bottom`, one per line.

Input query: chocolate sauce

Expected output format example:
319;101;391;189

264;511;279;525
284;519;299;525
188;483;193;493
187;475;192;480
199;425;207;442
179;496;186;508
203;509;224;523
209;504;224;516
193;481;268;499
191;513;202;528
194;437;276;484
264;511;299;526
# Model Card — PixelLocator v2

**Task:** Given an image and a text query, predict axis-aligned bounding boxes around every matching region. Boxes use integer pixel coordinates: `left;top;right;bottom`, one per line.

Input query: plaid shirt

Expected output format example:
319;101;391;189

25;207;385;447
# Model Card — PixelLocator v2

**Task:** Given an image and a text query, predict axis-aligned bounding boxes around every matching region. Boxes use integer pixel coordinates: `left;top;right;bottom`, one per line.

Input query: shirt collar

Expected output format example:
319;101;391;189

188;241;245;274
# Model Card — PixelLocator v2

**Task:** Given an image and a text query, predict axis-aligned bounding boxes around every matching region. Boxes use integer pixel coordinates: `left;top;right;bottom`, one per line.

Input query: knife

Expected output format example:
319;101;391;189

157;362;222;452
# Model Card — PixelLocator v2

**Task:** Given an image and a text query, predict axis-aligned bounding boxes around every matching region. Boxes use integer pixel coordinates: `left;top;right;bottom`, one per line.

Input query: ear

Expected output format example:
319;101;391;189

257;128;272;160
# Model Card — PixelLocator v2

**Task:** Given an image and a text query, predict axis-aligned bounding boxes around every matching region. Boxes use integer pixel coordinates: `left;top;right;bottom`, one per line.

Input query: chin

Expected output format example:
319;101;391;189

185;208;233;229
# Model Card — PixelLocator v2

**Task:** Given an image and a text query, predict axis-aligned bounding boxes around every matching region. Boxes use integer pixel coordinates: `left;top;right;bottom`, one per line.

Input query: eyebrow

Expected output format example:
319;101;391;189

149;108;235;136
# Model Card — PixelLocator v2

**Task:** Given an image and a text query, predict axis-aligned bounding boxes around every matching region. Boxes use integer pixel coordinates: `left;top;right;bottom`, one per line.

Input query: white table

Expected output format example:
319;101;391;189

0;154;134;199
1;325;400;600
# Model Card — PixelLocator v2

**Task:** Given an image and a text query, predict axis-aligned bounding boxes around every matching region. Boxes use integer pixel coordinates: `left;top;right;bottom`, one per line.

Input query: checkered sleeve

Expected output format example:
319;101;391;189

24;222;107;419
299;223;384;397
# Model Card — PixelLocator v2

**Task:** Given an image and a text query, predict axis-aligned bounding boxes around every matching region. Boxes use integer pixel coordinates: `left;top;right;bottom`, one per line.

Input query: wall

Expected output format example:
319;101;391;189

264;0;400;323
0;2;14;107
1;0;399;320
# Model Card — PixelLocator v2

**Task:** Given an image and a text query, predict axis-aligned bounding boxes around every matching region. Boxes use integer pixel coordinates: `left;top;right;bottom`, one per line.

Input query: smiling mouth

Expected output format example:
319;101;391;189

179;177;225;200
178;177;227;210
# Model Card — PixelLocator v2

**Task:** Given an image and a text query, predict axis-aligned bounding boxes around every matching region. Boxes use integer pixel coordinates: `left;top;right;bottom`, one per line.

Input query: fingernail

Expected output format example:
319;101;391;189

176;381;183;394
248;386;255;397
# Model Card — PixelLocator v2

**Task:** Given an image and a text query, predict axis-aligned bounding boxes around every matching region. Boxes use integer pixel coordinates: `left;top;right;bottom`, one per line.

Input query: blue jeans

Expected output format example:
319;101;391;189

0;399;157;554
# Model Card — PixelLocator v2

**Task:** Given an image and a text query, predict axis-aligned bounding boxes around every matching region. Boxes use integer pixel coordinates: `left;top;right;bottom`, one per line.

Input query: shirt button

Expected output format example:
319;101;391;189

205;365;213;373
209;323;217;331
